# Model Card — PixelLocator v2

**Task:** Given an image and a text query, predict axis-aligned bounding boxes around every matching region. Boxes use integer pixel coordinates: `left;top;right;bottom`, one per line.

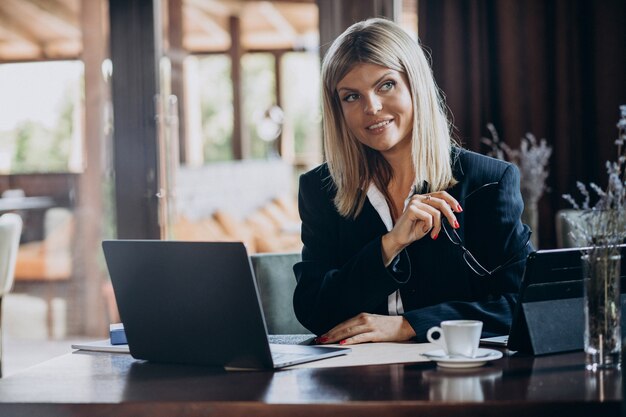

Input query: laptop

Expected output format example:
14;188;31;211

480;245;626;354
102;240;350;370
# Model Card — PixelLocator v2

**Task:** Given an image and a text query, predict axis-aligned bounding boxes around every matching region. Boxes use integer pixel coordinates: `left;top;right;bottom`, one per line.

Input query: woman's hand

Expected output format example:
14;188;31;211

314;313;416;345
381;191;461;265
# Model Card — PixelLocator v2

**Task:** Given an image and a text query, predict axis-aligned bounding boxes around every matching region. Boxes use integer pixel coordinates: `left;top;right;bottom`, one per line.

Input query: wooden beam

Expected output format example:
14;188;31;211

0;51;79;64
25;0;79;28
0;5;41;46
184;4;230;45
71;0;108;338
42;38;81;58
3;0;80;38
189;47;294;55
109;0;161;239
230;15;246;160
242;0;315;3
186;7;230;35
274;50;283;157
257;2;297;38
186;0;231;18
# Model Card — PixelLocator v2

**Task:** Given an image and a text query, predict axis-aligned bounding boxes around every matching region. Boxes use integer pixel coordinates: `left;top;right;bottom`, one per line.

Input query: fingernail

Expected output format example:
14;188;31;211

432;233;438;240
339;339;346;345
318;337;329;343
453;220;460;229
457;204;463;212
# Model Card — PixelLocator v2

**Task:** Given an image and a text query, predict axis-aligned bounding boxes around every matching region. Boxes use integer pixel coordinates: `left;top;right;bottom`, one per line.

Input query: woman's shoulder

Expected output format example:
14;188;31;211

299;163;336;195
301;162;330;179
453;146;515;179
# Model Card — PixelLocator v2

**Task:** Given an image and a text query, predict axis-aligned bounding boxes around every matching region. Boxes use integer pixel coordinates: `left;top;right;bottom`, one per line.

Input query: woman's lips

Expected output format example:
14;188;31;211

367;119;393;131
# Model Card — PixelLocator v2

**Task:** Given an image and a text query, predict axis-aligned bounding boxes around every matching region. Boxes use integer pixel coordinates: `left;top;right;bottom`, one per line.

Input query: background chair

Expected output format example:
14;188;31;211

249;252;310;335
0;213;23;377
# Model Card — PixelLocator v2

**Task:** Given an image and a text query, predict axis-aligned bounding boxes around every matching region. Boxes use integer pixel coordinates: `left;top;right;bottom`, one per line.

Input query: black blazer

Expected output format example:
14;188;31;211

293;147;533;341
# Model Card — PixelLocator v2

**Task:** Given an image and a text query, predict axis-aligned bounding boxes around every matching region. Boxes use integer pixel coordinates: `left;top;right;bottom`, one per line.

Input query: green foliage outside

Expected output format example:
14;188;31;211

0;61;82;174
282;52;321;157
242;53;276;159
197;51;321;164
7;89;75;173
198;55;234;162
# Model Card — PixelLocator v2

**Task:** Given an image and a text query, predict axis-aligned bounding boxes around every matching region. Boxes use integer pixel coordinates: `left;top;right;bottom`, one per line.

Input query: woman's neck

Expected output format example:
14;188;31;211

382;152;414;221
384;149;414;193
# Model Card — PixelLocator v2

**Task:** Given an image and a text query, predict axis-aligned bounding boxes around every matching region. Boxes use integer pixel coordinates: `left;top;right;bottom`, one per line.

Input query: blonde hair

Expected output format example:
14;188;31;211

321;18;457;218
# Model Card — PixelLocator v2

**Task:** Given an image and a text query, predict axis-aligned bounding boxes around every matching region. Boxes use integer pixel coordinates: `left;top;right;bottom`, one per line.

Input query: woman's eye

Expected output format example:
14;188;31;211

380;81;396;91
343;93;359;103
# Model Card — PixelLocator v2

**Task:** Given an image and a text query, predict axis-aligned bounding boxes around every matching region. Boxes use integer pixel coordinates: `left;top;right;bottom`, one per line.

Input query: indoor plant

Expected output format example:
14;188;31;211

482;125;552;248
562;105;626;370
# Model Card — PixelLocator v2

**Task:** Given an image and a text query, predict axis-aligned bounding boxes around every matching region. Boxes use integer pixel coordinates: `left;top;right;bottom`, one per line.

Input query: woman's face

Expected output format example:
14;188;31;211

336;62;414;157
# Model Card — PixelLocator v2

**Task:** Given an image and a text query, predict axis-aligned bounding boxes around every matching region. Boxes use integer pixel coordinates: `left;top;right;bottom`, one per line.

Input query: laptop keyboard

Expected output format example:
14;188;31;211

267;334;315;345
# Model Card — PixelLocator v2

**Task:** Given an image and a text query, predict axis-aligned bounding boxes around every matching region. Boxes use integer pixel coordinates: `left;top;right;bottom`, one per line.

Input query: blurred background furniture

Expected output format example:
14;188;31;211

0;213;23;377
249;252;309;335
11;208;73;339
14;208;74;281
173;160;302;253
0;180;76;338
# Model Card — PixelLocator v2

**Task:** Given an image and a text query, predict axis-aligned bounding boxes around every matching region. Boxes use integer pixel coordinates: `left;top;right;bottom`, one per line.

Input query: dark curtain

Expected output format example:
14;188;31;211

418;0;626;248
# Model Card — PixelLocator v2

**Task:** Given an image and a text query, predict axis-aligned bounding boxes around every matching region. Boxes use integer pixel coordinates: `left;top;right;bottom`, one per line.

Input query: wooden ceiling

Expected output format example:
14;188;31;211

184;0;318;53
0;0;81;61
0;0;318;62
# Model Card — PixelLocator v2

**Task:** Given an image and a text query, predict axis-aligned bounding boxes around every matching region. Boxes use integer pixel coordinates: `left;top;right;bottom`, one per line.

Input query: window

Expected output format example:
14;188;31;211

242;53;277;159
196;55;234;162
281;51;321;166
0;61;84;173
188;51;321;165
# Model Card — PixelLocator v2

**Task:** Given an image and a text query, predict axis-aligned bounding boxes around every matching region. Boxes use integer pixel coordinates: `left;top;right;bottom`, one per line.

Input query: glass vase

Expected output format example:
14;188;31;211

582;248;622;370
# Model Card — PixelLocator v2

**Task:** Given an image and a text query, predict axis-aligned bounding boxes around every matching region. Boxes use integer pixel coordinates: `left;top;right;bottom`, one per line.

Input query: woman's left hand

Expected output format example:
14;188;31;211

315;313;416;345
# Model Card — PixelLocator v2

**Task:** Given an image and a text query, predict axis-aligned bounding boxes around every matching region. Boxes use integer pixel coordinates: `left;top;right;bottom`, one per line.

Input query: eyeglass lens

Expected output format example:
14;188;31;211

442;218;530;276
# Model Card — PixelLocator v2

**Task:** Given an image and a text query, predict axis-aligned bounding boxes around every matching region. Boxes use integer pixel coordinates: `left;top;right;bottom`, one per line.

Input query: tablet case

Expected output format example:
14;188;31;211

506;247;626;356
510;296;626;356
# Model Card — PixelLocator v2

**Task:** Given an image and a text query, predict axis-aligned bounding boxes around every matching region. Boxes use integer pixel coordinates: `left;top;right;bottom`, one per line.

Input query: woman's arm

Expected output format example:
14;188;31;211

316;161;531;344
293;169;411;335
404;162;532;341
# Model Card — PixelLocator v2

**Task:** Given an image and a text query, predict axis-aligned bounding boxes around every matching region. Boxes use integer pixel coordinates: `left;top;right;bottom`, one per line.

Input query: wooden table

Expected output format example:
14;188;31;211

0;349;621;417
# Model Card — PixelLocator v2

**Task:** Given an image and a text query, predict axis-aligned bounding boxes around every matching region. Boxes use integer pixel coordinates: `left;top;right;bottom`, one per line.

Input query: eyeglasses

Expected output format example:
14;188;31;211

438;182;531;276
441;219;531;276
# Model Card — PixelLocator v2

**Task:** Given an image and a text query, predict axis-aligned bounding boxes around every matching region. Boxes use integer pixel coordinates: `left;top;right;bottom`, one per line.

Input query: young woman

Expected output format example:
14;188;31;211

293;18;532;345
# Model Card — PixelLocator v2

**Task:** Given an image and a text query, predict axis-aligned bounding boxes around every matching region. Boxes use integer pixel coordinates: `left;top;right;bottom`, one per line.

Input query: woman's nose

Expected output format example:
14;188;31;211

364;96;382;114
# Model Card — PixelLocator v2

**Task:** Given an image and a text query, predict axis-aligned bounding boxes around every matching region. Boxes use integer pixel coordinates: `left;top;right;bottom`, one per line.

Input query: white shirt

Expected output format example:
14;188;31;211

366;183;416;316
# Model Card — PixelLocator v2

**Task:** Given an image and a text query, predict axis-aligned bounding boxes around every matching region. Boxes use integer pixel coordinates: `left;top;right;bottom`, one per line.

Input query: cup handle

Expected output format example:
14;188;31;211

426;326;444;347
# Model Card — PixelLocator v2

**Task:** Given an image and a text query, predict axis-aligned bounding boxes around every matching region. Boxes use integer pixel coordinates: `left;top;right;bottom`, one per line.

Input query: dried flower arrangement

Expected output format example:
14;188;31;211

562;105;626;247
561;105;626;370
482;124;553;207
481;124;553;248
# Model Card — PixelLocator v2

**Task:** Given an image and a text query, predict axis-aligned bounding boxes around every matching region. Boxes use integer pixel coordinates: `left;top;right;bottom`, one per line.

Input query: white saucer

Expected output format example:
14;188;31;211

421;348;503;368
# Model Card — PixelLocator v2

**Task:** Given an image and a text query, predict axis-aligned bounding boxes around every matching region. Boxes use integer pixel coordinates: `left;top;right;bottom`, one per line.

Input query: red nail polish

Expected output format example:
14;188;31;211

432;233;438;240
318;337;329;343
457;204;463;212
453;220;460;229
339;340;346;345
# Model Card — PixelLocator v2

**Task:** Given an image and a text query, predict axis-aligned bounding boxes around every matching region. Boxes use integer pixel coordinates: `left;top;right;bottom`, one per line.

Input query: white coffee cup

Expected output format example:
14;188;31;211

426;320;483;358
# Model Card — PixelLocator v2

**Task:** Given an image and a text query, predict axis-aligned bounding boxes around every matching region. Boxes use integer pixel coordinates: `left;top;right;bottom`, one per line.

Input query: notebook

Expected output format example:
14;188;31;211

480;245;626;353
101;240;350;370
